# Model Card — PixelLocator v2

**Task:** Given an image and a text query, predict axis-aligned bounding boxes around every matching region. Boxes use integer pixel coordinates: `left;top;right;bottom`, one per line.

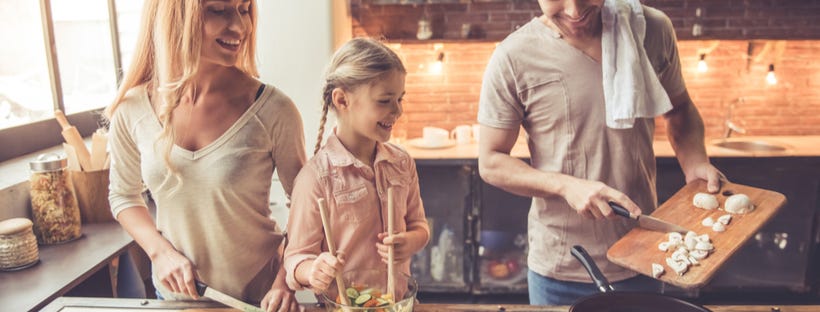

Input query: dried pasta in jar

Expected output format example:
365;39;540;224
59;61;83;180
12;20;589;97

29;153;81;244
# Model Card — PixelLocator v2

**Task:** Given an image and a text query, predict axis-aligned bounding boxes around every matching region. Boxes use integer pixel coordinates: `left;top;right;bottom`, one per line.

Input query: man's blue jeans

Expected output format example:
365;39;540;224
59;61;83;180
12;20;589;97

527;269;662;306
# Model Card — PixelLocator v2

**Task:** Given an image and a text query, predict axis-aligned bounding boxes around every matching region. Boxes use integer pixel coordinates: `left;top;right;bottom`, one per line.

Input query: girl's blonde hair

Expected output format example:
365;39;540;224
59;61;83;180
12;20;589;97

315;38;406;155
105;0;259;186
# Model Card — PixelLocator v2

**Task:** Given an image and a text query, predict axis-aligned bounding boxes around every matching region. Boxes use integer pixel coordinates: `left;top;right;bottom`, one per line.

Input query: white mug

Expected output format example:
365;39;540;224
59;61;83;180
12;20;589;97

472;124;480;143
423;126;449;147
451;125;472;145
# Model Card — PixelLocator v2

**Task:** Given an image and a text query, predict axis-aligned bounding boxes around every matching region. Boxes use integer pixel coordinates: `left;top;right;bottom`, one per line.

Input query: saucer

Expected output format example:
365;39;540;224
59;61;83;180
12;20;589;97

407;138;456;149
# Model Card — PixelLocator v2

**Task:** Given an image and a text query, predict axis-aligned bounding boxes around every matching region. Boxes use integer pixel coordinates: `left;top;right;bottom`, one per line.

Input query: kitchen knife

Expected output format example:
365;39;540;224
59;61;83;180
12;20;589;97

195;281;264;312
609;202;689;233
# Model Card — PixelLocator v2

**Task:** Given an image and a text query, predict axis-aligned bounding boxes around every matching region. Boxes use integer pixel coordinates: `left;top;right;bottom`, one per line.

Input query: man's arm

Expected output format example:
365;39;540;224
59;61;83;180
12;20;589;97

477;125;641;219
664;90;724;193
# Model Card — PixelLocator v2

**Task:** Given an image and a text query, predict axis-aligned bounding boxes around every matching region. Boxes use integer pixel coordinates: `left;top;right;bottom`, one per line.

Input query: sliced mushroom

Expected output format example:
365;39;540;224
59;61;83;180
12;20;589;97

696;240;714;251
697;234;711;243
652;263;665;278
690;249;709;260
658;241;670;252
712;221;726;232
702;217;715;227
725;194;754;214
693;193;719;210
717;214;732;225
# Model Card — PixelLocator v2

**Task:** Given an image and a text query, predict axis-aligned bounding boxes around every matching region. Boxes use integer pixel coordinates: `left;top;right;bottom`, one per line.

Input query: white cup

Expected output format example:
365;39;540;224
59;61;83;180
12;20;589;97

451;125;472;145
472;124;480;143
423;127;449;147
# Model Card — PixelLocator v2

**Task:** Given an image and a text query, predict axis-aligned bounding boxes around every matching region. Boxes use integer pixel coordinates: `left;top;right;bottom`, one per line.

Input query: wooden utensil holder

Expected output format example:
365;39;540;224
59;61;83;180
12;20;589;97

70;169;115;223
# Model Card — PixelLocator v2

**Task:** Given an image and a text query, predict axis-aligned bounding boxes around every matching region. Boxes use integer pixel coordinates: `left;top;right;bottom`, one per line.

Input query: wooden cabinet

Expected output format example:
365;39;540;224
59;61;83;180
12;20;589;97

413;157;820;296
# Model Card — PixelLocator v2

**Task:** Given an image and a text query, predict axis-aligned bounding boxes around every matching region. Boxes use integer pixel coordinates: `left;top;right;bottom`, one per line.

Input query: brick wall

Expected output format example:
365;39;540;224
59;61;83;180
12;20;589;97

351;0;820;40
388;40;820;140
351;1;820;140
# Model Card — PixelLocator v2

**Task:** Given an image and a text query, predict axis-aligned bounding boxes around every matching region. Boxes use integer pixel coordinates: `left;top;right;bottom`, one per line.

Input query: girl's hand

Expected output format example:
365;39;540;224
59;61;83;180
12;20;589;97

308;252;345;292
261;278;302;312
376;231;425;264
152;248;199;299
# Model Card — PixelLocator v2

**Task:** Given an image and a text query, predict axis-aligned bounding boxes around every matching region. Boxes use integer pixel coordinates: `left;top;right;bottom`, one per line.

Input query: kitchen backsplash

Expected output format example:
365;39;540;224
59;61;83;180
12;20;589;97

351;1;820;140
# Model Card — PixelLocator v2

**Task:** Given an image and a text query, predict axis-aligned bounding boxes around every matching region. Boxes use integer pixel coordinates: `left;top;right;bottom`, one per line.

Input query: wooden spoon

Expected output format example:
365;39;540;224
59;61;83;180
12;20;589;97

317;198;351;308
387;187;396;301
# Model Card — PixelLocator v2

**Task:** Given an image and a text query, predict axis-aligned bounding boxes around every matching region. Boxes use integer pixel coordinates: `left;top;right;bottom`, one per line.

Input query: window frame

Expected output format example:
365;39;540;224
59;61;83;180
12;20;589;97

0;0;124;162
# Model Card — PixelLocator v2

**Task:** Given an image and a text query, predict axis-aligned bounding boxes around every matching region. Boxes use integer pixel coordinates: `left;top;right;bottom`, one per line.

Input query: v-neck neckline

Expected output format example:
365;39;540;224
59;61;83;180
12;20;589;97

141;84;269;160
533;17;602;65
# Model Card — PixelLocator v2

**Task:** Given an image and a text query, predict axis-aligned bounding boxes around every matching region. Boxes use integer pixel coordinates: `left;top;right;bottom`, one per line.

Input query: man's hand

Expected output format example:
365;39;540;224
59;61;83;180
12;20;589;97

685;162;726;193
561;177;642;219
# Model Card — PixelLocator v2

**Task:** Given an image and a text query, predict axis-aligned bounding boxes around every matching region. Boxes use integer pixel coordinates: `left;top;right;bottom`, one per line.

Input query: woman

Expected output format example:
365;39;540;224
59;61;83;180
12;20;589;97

106;0;306;311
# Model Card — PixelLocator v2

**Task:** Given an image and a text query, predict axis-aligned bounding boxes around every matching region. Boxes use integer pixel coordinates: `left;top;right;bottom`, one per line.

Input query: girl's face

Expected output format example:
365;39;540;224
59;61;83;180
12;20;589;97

201;0;252;67
538;0;604;39
340;69;406;145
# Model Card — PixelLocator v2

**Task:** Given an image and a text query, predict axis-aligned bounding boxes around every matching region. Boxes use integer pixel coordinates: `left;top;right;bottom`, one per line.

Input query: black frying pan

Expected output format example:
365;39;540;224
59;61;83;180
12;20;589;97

569;245;711;312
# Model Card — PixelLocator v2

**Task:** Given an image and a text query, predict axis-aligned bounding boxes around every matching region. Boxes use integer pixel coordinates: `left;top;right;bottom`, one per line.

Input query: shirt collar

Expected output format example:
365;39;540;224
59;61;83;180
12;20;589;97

324;131;403;168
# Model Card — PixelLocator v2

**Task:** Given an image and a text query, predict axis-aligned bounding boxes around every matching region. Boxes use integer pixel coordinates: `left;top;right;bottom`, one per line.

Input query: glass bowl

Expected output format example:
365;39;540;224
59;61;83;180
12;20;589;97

320;268;417;312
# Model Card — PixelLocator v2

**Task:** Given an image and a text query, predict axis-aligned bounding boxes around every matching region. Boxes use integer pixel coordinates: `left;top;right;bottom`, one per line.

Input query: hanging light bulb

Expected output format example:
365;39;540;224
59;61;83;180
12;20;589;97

697;53;708;73
429;52;444;74
766;64;777;85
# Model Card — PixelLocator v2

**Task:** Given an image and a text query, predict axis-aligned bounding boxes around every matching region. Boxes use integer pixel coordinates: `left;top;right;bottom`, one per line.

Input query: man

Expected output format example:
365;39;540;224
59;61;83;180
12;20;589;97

477;0;725;305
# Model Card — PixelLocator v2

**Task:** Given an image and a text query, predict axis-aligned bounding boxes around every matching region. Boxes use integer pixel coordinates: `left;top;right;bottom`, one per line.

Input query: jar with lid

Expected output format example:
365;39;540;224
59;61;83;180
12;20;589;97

0;218;39;270
29;153;82;244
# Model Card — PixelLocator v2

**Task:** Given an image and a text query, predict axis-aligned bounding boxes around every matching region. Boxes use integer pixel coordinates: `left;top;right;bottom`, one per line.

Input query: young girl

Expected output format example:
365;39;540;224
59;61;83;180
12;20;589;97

106;0;305;311
283;38;429;296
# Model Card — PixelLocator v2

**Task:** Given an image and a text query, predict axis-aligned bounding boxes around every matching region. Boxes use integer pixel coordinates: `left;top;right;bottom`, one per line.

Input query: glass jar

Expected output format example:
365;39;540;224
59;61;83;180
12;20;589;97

29;153;82;244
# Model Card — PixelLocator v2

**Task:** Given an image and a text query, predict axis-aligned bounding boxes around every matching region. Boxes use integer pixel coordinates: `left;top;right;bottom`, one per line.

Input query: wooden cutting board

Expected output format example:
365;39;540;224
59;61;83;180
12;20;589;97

607;180;786;289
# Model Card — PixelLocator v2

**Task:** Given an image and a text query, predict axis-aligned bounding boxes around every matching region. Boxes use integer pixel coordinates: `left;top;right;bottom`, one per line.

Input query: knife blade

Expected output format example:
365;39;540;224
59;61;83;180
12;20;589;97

609;202;689;233
195;281;264;312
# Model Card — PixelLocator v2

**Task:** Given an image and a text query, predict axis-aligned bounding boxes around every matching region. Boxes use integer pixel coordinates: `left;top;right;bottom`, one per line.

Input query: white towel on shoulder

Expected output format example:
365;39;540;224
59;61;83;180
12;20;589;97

601;0;672;129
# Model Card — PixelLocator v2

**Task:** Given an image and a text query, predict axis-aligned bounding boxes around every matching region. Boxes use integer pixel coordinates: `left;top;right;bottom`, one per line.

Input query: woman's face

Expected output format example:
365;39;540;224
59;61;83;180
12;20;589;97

201;0;253;67
538;0;604;39
340;70;406;144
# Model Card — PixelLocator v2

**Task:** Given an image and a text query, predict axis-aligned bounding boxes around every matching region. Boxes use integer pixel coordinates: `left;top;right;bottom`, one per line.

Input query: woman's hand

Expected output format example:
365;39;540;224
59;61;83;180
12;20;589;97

376;228;428;264
561;177;642;219
685;162;727;193
152;248;199;299
261;271;302;312
307;252;345;292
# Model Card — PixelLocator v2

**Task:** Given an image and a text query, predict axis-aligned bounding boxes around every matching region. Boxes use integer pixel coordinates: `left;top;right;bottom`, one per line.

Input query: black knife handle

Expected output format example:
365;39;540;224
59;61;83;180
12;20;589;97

195;281;208;297
608;202;633;219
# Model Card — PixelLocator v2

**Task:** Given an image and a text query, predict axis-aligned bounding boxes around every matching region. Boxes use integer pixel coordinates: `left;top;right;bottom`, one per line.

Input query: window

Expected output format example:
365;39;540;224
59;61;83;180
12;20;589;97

0;0;143;161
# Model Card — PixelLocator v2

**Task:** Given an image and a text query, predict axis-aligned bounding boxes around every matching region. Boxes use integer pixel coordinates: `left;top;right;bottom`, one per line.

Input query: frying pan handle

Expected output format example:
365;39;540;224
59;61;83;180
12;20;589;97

570;245;614;293
609;202;634;219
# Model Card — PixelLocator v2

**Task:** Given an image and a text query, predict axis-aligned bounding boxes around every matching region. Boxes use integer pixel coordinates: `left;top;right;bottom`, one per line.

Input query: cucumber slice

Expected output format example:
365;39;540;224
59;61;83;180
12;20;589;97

354;294;371;305
376;298;389;306
345;287;359;299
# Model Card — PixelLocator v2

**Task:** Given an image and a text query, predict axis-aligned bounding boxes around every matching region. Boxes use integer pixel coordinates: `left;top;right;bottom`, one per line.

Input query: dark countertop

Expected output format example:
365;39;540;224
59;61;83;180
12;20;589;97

41;297;820;312
0;222;135;312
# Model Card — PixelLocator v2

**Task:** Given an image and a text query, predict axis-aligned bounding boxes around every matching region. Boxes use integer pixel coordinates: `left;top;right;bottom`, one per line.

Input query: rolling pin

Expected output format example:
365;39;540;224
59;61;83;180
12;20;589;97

55;110;92;171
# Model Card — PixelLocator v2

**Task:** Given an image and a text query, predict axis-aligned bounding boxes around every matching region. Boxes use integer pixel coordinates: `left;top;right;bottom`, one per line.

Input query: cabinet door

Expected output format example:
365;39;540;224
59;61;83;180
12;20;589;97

473;174;531;294
657;157;819;293
707;158;818;292
412;163;473;292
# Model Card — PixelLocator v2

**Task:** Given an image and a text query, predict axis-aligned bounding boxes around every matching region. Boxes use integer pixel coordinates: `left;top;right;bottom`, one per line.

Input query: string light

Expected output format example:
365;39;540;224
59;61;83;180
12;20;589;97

766;64;777;85
697;53;708;73
429;52;444;74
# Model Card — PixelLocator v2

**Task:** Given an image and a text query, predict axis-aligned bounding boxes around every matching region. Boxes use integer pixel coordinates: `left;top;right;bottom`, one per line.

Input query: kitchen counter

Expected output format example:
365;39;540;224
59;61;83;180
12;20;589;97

0;222;135;312
403;136;820;160
41;297;820;312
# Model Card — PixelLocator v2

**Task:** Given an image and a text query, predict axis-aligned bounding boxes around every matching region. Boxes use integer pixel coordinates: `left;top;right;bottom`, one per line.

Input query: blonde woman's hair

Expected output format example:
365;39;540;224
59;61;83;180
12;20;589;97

315;38;406;155
105;0;259;187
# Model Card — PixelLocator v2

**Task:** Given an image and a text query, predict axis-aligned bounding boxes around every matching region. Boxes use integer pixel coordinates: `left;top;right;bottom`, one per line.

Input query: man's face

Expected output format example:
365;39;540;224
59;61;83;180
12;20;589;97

537;0;604;38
